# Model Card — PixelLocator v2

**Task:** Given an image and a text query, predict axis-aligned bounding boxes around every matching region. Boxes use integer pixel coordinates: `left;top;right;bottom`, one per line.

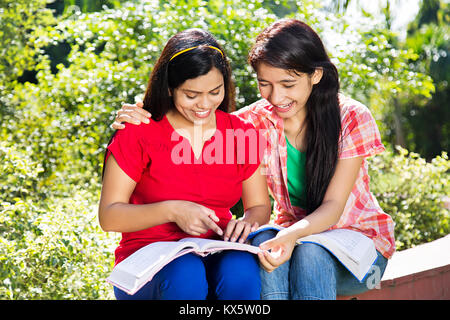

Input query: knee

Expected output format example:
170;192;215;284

213;251;261;299
250;230;277;247
289;243;338;300
158;253;208;299
219;251;260;282
292;243;336;271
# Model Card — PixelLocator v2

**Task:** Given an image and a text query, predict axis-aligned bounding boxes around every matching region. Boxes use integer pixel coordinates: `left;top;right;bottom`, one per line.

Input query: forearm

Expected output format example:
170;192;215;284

99;200;175;233
286;157;363;240
242;204;271;226
285;199;344;239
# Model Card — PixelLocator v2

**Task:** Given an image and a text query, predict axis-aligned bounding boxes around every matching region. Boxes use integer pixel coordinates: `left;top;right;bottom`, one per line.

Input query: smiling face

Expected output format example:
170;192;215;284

171;67;225;126
256;62;322;121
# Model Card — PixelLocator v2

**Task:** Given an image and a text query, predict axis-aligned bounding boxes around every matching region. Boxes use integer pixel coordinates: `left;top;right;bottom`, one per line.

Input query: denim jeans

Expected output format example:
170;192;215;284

114;250;261;300
251;230;388;300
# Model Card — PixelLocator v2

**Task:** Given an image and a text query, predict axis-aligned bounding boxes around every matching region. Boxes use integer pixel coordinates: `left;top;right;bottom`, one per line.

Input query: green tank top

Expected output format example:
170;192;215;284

286;136;307;209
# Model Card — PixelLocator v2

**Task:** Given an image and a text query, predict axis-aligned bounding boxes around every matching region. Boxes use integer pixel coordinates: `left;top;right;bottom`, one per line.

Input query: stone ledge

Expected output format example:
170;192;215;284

338;235;450;300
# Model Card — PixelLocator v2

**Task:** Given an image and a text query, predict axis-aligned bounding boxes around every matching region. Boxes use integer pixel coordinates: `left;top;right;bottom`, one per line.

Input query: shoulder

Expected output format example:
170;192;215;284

338;94;385;158
117;118;165;142
236;99;272;114
109;119;166;157
339;94;373;119
234;99;272;119
338;93;376;129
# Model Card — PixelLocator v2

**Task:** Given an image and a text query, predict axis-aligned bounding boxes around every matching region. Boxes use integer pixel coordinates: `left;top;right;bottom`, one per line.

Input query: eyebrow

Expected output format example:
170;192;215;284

257;78;297;84
182;83;224;94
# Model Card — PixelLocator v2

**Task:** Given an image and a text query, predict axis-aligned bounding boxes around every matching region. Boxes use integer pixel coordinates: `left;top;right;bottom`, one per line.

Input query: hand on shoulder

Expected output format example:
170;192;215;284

112;102;152;130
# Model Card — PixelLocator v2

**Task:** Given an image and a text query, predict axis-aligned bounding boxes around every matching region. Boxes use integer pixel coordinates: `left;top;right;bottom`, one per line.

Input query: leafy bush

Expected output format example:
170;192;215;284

369;147;449;251
0;142;117;299
1;0;448;300
0;193;118;299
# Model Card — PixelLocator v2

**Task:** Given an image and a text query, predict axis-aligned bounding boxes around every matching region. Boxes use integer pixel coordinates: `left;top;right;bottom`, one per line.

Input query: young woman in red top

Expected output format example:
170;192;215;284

99;28;271;300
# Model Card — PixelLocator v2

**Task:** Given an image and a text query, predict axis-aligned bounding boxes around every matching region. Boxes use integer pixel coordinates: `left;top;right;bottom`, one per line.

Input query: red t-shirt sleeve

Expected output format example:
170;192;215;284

106;124;150;182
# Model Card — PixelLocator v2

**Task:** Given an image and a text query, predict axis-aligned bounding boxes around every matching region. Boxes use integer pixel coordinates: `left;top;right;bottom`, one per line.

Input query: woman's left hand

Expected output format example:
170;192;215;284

257;229;297;272
223;219;259;243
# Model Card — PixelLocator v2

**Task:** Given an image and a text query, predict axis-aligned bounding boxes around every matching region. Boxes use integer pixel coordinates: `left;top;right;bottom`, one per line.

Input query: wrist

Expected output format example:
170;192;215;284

242;204;271;225
286;219;312;239
166;200;180;223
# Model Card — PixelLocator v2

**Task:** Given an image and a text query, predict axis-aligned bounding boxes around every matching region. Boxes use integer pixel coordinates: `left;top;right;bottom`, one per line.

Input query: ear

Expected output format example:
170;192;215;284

311;67;323;85
168;88;172;97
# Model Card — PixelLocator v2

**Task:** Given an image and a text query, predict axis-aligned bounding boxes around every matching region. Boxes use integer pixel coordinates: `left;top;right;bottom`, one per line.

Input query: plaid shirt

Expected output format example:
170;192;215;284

234;94;396;259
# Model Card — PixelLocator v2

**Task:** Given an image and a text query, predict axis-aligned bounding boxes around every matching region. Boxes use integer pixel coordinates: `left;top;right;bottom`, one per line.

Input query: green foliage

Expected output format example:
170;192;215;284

401;1;450;160
0;0;56;115
369;147;450;251
332;20;435;147
1;0;449;299
0;0;55;81
0;141;117;299
0;192;117;299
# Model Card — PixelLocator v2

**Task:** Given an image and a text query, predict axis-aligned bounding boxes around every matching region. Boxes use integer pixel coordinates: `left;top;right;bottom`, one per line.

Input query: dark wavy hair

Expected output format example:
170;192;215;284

248;19;341;214
143;28;235;120
103;29;234;179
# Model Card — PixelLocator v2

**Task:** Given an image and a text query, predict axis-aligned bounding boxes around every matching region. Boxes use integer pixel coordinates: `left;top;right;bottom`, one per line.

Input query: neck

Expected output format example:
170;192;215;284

282;108;307;152
283;109;306;136
167;110;217;141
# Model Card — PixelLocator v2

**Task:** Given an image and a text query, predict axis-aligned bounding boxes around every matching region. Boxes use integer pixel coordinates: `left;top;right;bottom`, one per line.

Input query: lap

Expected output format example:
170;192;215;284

114;250;261;300
114;253;208;300
250;229;388;298
204;250;261;300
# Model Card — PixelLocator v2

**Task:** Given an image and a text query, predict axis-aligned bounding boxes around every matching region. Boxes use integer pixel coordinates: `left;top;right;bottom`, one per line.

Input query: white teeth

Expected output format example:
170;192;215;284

278;102;293;109
196;110;210;115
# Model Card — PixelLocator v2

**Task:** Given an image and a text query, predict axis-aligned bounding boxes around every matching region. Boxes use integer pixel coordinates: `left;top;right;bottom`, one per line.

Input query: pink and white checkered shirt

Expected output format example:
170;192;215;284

234;94;396;259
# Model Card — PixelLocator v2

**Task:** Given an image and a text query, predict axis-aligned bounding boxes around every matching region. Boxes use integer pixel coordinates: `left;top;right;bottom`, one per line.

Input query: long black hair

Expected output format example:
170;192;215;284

143;28;235;120
248;19;342;214
102;29;235;179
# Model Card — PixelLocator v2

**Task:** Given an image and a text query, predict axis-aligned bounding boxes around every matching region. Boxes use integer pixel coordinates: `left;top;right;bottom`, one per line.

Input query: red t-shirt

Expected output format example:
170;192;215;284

106;110;265;264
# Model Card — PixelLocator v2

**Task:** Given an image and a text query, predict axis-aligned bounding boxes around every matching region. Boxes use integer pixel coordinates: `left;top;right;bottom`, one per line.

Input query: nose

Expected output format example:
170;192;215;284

197;95;212;110
268;86;284;106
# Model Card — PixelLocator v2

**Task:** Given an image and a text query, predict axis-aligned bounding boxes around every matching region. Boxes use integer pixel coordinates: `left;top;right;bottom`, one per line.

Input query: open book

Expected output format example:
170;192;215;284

107;237;261;295
248;225;378;282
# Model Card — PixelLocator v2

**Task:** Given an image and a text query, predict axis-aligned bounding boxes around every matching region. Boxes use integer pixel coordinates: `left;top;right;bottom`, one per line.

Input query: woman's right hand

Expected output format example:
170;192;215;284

111;102;152;130
168;200;224;237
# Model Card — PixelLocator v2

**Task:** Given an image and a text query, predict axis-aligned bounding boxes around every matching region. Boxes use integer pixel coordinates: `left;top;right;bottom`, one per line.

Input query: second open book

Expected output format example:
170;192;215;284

107;226;377;295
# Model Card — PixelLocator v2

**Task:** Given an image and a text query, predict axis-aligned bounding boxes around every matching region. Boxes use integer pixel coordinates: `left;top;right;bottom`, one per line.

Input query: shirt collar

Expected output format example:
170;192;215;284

250;99;284;129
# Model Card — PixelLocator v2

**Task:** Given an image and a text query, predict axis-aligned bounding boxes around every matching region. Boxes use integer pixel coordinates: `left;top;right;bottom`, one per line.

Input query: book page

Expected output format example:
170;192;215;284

114;241;196;278
179;237;261;254
300;229;373;262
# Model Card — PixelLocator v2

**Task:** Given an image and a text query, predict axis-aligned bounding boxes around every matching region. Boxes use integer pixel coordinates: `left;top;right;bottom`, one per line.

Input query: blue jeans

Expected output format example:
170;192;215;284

114;250;261;300
251;230;388;300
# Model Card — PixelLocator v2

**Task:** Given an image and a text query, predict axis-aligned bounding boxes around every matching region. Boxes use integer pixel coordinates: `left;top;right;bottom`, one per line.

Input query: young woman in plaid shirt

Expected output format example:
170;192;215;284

112;19;395;300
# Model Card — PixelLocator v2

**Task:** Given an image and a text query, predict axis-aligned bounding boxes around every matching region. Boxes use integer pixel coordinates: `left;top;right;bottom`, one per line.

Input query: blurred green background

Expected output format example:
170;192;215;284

0;0;448;299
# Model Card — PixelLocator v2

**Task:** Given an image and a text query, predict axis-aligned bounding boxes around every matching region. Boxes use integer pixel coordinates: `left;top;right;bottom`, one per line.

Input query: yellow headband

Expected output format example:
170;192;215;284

169;45;224;61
